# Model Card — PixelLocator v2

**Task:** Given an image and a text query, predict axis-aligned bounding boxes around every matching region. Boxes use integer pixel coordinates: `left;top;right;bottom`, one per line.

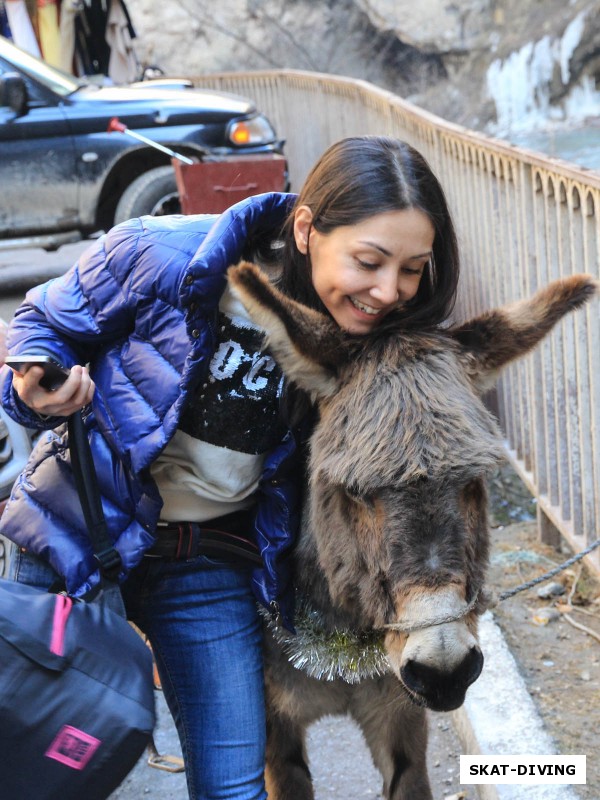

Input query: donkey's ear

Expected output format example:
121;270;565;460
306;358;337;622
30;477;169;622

227;261;342;399
452;275;599;392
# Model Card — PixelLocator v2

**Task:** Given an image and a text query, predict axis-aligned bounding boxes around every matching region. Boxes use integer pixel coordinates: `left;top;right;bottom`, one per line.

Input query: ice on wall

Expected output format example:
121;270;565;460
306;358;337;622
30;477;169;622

486;10;600;134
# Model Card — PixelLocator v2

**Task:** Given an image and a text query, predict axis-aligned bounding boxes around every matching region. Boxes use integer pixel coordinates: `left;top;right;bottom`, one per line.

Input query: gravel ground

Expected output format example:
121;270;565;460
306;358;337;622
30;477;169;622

487;521;599;799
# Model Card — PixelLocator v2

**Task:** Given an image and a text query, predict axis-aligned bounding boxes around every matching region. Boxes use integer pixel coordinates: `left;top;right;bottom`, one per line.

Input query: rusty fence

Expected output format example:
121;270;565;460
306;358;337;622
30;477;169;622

194;70;600;572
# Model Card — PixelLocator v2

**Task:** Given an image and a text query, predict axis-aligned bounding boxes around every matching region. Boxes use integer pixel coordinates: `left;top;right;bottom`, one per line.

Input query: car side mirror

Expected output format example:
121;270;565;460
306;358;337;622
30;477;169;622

0;73;28;116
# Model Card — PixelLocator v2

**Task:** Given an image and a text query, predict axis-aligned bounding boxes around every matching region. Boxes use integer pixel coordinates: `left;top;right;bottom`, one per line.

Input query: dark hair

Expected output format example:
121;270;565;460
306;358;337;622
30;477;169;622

277;136;460;331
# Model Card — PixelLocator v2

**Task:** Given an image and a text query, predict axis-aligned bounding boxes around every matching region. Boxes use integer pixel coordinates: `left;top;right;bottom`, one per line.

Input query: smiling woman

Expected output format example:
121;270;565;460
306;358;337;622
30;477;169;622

275;136;461;336
295;206;435;334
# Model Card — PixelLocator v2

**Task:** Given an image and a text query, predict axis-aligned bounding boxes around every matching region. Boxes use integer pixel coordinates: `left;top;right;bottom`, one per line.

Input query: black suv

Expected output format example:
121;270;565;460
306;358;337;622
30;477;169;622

0;36;286;244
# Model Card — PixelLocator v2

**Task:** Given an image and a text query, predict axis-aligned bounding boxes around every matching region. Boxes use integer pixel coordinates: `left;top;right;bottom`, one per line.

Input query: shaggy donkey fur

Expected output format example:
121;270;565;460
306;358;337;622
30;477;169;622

229;263;598;800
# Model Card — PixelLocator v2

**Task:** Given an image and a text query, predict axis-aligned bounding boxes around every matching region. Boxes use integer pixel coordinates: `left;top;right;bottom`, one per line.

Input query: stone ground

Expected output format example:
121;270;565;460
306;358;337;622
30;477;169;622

486;466;600;799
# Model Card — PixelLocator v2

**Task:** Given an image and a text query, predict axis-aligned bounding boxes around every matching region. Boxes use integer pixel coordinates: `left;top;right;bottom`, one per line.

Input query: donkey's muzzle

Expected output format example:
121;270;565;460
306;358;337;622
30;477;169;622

400;645;484;712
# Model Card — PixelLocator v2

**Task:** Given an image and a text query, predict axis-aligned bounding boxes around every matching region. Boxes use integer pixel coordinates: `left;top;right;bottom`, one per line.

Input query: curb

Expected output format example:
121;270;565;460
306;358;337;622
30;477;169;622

0;263;71;293
451;611;580;800
0;239;94;294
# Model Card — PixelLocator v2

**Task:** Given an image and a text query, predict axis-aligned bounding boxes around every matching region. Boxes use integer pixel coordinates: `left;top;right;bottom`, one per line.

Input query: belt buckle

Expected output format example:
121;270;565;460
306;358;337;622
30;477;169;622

186;522;201;559
171;521;199;559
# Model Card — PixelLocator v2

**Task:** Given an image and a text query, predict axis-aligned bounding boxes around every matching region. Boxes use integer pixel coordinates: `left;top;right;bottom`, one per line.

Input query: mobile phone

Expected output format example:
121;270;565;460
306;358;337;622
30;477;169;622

5;355;70;391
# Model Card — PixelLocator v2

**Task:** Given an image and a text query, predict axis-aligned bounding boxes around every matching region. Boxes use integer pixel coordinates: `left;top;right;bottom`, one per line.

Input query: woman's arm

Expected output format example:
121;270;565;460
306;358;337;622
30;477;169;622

2;218;146;425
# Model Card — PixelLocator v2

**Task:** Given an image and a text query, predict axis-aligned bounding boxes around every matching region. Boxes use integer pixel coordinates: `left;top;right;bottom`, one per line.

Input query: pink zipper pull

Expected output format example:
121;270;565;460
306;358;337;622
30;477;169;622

50;594;73;656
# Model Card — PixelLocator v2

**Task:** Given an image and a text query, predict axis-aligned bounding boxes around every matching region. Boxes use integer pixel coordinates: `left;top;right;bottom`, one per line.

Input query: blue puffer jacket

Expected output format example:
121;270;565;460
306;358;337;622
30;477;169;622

0;192;302;629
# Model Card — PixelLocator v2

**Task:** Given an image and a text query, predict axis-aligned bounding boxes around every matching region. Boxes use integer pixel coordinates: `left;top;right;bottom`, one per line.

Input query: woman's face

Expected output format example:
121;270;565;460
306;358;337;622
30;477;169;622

294;206;435;334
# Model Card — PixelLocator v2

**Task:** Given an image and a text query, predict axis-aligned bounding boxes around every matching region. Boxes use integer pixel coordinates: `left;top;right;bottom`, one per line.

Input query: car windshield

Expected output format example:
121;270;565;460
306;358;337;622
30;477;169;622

0;36;82;97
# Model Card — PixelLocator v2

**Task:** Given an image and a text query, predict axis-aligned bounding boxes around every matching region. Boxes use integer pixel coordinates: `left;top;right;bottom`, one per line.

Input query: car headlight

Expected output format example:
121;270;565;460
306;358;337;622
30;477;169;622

227;114;277;146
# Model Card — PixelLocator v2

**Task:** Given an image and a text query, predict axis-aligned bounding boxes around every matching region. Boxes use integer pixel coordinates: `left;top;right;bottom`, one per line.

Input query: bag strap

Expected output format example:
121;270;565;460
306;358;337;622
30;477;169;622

67;411;122;584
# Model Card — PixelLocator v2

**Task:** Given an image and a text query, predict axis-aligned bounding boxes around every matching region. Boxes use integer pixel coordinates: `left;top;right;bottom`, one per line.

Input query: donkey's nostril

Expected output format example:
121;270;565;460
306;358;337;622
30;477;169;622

400;647;485;711
400;659;427;696
465;646;484;686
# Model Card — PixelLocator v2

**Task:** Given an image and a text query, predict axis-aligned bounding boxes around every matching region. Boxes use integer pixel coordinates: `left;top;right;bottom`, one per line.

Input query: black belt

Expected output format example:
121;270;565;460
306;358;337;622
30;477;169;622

145;511;262;565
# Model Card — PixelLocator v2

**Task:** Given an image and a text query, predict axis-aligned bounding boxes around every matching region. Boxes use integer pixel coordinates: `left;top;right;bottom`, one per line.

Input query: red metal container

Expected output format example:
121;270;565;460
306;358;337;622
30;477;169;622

172;156;287;214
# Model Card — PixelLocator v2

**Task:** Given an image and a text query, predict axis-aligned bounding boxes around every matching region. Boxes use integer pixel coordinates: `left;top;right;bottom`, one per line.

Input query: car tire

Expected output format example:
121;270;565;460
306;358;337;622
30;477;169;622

114;166;181;224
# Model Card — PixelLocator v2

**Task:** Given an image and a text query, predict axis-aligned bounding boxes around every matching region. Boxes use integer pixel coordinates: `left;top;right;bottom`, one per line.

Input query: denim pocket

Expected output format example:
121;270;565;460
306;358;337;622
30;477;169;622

9;547;61;590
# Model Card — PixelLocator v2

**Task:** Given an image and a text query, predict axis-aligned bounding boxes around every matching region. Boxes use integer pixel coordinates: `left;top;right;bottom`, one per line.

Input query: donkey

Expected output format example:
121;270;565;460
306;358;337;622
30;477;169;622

229;262;598;800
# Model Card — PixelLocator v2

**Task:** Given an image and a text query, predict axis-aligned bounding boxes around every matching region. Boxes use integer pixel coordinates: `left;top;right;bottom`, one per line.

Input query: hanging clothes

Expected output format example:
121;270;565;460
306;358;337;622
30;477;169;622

58;0;81;73
73;0;111;76
0;1;14;39
5;0;41;55
69;0;137;80
105;0;137;83
36;0;61;67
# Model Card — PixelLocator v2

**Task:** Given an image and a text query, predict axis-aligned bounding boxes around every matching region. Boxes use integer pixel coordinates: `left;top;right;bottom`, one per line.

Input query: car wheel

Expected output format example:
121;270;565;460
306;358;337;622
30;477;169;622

114;166;181;224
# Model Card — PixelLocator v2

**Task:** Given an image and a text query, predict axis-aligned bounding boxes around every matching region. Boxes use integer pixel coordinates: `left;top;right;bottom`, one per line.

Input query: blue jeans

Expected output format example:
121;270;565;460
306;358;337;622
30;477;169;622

10;547;268;800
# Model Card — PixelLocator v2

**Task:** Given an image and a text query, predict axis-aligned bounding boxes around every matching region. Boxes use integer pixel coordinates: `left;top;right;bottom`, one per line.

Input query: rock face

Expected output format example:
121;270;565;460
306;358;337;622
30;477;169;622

354;0;493;50
127;0;600;135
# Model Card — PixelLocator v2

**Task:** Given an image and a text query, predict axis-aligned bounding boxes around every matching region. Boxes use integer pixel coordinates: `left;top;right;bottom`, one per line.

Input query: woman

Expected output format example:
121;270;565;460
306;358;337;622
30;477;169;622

0;136;459;800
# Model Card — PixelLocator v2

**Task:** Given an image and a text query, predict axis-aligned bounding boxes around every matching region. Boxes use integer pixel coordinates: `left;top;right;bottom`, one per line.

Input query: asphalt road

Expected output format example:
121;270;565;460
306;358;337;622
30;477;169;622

0;239;473;800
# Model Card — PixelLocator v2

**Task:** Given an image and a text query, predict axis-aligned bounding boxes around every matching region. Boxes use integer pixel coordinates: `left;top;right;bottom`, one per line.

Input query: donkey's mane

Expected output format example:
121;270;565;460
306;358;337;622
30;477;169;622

311;331;504;491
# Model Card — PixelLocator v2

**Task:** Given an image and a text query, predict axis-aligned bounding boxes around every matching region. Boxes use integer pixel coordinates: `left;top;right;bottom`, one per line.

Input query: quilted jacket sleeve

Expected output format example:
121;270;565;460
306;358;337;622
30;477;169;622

1;218;161;428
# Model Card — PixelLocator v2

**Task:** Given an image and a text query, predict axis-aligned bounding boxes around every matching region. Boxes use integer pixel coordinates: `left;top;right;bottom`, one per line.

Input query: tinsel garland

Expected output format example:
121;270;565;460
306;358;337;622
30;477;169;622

261;602;391;684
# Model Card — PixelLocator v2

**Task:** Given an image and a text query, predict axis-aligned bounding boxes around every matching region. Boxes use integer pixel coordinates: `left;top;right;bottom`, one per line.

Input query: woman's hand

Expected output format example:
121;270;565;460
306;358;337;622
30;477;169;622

11;364;95;417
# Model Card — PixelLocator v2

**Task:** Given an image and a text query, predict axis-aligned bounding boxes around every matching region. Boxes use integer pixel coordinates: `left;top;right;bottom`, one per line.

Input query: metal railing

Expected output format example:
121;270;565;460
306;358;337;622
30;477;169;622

194;69;600;571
